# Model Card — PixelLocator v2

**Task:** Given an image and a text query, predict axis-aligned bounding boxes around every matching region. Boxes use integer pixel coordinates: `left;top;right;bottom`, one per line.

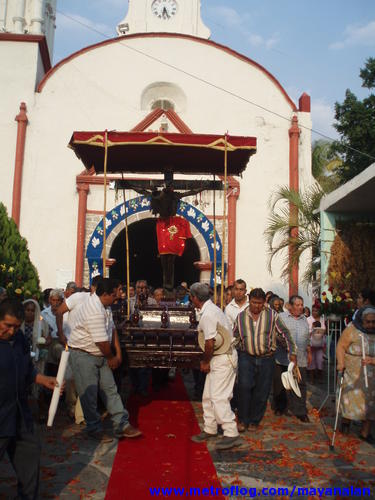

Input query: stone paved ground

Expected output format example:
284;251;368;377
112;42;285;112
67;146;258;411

1;372;375;499
186;373;375;500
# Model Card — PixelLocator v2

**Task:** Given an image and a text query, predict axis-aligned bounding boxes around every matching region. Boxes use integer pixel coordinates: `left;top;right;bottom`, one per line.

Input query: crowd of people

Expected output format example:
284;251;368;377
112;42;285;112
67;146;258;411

1;277;374;497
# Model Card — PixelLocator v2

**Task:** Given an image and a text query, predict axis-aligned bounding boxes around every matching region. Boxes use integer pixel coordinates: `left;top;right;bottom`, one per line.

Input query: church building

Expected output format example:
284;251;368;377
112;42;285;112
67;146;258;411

0;0;312;298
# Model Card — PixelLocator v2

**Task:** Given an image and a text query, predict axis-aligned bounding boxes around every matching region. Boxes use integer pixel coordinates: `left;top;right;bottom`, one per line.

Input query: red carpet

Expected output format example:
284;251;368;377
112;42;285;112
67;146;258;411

105;374;225;499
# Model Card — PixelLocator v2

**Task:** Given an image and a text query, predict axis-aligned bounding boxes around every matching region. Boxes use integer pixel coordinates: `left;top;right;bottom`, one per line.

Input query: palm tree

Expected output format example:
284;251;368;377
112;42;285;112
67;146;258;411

264;184;324;287
312;139;342;192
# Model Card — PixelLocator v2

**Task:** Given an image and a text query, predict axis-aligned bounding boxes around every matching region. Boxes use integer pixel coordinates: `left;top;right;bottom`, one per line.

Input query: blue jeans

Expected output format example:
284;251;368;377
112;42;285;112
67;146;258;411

70;350;129;436
237;351;275;426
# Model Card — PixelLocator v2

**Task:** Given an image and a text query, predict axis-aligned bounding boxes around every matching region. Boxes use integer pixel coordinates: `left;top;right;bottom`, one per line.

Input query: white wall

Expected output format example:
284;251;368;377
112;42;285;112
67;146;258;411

4;35;311;290
0;41;42;210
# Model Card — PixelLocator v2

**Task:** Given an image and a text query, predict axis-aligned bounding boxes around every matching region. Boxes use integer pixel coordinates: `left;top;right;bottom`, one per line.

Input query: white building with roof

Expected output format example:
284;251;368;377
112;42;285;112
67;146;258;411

0;0;312;300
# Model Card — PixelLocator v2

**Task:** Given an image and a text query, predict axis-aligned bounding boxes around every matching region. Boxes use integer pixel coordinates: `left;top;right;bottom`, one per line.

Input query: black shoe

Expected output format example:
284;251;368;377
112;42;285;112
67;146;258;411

248;423;259;430
297;415;310;423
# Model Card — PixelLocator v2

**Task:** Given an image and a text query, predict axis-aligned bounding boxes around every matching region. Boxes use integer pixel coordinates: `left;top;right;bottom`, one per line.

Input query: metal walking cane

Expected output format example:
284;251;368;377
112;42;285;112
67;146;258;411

330;369;345;451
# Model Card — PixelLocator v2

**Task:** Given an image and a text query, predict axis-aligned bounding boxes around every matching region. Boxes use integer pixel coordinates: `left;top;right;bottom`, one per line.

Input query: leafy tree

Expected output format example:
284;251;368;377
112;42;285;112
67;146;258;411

332;57;375;182
265;184;324;287
312;139;342;193
0;202;41;300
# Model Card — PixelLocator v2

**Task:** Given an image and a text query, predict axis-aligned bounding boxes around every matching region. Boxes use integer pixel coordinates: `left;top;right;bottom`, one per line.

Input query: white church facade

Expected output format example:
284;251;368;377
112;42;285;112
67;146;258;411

0;0;312;299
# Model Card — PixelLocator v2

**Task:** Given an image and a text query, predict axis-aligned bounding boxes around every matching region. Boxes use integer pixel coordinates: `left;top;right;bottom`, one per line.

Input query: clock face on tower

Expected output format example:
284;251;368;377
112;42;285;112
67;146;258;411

151;0;178;20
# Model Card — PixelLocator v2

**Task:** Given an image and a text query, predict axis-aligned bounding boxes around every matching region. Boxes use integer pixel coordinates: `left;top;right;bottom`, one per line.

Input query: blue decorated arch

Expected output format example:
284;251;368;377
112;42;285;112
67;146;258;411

86;196;224;287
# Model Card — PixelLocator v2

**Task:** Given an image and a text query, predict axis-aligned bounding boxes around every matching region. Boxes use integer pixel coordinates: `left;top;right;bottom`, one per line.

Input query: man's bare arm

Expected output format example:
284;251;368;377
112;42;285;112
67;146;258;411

200;338;215;373
112;329;122;363
96;341;119;370
56;303;69;346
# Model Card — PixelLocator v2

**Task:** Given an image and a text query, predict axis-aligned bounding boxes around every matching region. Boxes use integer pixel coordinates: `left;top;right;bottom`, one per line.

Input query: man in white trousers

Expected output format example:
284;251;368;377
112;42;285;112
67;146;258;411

190;283;240;450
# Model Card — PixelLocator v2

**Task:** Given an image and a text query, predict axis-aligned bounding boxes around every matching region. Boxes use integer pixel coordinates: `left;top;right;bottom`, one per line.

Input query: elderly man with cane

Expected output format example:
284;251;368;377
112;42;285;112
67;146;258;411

190;283;240;450
0;299;60;500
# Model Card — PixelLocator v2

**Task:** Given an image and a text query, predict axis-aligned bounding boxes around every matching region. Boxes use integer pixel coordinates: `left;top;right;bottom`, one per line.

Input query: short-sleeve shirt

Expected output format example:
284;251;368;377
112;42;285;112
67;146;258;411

225;299;249;330
68;293;113;356
64;292;90;339
307;315;326;333
198;299;232;342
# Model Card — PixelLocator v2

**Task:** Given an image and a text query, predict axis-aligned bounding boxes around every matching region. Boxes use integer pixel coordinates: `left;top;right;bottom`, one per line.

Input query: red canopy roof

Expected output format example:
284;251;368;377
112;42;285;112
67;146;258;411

68;131;257;176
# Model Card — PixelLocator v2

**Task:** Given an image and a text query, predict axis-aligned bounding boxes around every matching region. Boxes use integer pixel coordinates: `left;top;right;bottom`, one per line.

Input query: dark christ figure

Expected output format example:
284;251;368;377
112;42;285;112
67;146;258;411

127;182;206;292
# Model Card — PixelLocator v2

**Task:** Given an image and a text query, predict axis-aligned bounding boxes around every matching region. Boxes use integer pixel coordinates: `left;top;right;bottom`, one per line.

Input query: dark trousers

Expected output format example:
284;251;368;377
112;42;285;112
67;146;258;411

237;351;275;426
0;426;40;500
287;367;307;417
129;367;151;394
160;254;176;291
152;368;169;390
272;364;288;413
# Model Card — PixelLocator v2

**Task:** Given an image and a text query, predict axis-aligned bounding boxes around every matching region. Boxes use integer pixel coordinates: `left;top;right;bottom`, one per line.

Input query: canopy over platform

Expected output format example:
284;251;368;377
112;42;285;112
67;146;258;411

68;131;257;176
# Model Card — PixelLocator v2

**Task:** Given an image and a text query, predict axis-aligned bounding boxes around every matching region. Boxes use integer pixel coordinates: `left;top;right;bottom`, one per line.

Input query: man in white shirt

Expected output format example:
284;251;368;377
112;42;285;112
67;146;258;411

190;283;240;451
68;278;141;441
41;289;66;370
56;275;103;346
41;289;64;339
56;276;105;423
225;279;249;329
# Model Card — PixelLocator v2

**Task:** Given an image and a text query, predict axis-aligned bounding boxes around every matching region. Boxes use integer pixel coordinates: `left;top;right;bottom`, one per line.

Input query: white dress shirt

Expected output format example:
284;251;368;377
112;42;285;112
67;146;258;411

224;298;249;329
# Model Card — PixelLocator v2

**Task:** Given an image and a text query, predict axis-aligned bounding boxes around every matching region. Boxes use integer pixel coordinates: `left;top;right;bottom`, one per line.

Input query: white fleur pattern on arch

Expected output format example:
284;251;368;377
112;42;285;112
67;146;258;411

187;208;196;219
91;237;100;248
201;221;210;232
87;196;224;286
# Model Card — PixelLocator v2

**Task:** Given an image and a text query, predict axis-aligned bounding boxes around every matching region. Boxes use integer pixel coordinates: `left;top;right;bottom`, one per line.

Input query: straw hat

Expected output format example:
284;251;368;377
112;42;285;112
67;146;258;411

198;323;232;355
287;362;301;397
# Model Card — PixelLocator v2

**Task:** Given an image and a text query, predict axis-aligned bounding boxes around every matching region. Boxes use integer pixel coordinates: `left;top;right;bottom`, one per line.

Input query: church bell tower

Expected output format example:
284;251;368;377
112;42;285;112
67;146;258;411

117;0;210;39
0;0;57;61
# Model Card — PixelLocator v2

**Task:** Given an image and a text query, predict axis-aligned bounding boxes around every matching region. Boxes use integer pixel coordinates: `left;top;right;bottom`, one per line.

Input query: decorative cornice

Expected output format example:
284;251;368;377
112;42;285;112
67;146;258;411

0;33;51;73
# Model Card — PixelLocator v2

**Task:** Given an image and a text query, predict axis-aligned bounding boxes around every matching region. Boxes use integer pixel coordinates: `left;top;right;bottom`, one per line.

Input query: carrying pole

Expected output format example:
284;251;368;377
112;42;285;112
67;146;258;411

121;173;131;318
220;134;228;309
213;174;217;305
102;130;109;277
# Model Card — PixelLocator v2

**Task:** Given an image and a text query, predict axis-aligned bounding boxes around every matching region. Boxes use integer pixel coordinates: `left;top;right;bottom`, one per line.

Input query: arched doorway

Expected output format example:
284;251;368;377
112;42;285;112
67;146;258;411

86;196;223;286
109;218;201;288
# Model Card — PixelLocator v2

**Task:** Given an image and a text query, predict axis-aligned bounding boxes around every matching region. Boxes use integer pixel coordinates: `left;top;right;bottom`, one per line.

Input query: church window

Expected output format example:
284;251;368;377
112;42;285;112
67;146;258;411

151;99;175;111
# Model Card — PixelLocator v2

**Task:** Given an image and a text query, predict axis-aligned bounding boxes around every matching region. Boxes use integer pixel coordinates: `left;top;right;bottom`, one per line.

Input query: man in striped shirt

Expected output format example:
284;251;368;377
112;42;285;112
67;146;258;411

68;278;141;441
234;288;297;432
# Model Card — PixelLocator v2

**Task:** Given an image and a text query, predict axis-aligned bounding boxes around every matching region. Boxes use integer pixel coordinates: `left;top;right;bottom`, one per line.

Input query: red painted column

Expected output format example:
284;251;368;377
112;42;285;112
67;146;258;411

75;182;90;286
227;178;240;285
12;102;28;227
288;115;301;296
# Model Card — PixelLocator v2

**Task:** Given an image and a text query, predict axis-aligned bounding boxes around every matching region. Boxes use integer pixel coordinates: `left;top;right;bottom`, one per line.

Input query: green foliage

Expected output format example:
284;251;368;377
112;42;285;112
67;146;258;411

264;184;324;288
0;202;41;300
360;57;375;89
331;57;375;183
312;139;342;193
